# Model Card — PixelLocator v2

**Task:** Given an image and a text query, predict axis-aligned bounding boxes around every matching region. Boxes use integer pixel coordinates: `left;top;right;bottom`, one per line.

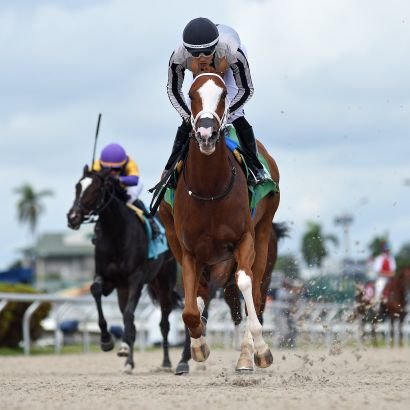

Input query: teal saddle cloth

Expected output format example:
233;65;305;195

143;217;168;260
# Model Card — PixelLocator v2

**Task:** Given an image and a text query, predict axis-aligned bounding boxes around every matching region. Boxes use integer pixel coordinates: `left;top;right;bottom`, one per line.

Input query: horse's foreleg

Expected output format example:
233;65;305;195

236;319;255;371
118;280;143;374
235;232;273;369
399;316;404;347
181;253;209;362
90;277;114;352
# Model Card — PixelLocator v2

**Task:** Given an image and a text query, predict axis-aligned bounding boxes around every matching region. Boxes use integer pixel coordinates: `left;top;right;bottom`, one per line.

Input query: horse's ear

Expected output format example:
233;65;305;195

83;164;90;176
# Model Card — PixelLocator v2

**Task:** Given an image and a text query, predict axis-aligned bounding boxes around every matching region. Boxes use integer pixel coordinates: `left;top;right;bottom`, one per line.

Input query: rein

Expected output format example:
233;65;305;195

80;182;117;224
182;155;237;201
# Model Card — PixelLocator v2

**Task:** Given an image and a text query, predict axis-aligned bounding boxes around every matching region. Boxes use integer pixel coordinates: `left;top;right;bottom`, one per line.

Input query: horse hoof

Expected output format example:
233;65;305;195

100;338;114;352
117;342;130;357
175;361;190;375
191;342;210;363
123;364;133;374
254;347;273;368
161;359;172;369
236;355;254;372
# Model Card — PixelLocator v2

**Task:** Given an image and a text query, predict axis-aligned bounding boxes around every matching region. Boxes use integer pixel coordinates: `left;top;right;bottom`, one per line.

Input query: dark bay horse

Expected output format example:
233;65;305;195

67;166;180;373
160;72;281;371
354;266;410;346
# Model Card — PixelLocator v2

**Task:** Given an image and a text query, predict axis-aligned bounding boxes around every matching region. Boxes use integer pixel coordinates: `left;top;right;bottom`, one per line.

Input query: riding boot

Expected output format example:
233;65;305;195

164;121;190;170
133;199;161;240
232;117;269;186
163;120;191;188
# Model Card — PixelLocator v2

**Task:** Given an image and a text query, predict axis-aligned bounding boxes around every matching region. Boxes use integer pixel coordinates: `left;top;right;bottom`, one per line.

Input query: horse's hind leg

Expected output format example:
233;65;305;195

175;325;191;375
90;277;114;352
148;279;174;369
224;284;243;350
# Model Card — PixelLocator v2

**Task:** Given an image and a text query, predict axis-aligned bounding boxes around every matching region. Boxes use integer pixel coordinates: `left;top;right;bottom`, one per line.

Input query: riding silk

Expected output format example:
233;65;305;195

168;24;253;124
164;125;279;215
373;253;396;277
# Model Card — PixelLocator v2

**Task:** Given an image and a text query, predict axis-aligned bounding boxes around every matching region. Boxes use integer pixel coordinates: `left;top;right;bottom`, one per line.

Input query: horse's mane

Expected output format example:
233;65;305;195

91;169;130;204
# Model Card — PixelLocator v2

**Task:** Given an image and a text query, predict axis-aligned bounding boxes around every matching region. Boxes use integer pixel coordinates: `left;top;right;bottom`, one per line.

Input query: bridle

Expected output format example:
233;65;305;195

72;173;117;224
183;73;237;201
190;72;229;134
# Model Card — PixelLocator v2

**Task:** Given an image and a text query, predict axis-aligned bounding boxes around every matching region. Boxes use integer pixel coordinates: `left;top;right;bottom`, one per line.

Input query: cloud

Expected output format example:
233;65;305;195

1;0;410;269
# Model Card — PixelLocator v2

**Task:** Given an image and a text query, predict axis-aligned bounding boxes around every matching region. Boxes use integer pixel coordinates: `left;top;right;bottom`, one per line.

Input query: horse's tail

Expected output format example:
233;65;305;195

272;221;289;241
147;285;183;310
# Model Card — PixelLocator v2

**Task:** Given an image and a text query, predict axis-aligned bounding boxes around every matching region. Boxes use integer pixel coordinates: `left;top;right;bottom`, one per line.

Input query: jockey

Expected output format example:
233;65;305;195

163;17;269;186
92;143;160;239
372;241;396;304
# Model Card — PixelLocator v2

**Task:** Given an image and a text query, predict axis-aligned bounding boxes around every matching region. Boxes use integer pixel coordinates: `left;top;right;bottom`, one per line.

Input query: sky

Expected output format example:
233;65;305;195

0;0;409;270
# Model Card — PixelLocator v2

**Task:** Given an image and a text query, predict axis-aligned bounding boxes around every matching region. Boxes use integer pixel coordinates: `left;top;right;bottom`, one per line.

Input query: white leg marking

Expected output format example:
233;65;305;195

237;270;267;354
190;296;206;346
197;296;205;315
191;336;206;347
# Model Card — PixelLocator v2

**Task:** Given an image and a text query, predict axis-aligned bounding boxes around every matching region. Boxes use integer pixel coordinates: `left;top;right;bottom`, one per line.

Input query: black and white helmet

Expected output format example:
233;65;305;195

183;17;219;57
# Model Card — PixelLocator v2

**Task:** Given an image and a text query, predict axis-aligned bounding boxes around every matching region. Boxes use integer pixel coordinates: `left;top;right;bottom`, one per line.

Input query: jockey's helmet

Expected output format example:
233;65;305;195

183;17;219;57
381;241;391;252
100;143;127;168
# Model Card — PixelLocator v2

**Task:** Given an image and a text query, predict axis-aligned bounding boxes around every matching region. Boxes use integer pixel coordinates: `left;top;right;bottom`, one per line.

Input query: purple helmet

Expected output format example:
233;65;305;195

100;143;127;168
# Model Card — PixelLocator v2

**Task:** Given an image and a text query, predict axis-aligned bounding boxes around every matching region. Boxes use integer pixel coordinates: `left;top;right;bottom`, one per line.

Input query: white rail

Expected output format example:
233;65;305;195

1;292;409;355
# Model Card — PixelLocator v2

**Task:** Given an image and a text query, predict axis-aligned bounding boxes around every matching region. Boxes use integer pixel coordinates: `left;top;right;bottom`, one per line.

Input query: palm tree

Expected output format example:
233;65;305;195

368;235;389;258
396;242;410;270
301;221;338;268
14;183;53;237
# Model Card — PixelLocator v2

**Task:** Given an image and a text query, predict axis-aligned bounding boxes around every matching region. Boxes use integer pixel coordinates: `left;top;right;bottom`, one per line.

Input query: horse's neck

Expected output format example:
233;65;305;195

99;196;128;234
186;136;231;193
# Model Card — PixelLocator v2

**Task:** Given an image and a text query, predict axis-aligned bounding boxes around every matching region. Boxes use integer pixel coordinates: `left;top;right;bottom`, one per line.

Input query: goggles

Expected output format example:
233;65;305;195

188;47;216;58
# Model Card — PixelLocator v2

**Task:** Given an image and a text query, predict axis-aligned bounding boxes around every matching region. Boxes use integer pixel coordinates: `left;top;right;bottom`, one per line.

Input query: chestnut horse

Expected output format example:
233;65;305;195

354;266;410;346
160;72;280;371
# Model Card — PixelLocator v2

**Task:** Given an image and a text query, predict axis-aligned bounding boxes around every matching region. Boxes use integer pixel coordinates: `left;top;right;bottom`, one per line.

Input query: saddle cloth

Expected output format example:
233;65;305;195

126;202;168;260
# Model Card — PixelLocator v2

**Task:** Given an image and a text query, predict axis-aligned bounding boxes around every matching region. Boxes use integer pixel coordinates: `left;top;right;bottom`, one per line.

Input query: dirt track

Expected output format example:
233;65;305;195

1;347;409;410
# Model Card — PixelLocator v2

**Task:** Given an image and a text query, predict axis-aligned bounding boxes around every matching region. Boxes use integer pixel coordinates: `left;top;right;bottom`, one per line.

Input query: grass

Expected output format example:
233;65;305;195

0;343;166;356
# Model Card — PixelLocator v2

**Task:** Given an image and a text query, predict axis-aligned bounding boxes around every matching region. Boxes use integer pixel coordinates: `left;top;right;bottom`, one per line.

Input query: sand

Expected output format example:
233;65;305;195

1;346;409;410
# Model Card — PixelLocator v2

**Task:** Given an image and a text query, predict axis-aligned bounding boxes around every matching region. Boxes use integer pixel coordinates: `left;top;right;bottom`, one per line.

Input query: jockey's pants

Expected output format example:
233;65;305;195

375;276;388;301
126;182;144;203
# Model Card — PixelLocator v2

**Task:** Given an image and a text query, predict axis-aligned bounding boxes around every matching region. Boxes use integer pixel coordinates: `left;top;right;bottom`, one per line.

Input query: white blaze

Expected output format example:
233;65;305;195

197;79;223;119
79;177;92;199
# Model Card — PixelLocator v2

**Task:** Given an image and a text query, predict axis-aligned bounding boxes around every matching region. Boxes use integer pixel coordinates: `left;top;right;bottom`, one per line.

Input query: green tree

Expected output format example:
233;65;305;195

14;183;53;237
368;234;389;258
301;221;338;268
396;242;410;270
275;254;300;279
